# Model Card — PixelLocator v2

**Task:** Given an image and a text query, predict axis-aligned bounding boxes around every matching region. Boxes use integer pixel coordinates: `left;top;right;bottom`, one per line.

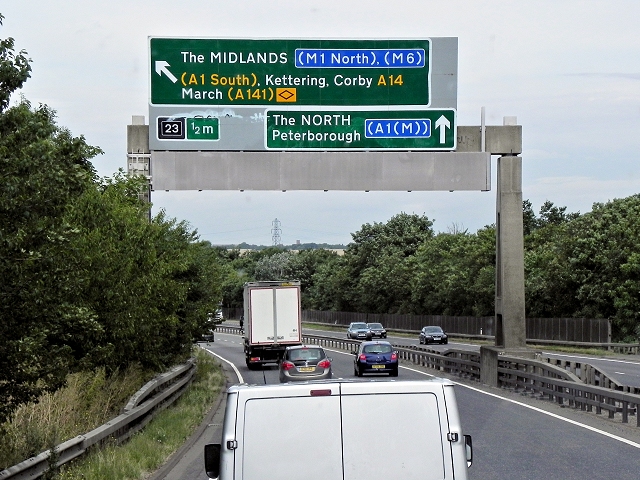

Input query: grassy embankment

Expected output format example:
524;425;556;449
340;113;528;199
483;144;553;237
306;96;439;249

0;347;224;480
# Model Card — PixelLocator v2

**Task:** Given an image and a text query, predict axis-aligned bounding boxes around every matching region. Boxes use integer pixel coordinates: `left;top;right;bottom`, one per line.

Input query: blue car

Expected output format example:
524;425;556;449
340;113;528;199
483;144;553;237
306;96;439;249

354;340;398;377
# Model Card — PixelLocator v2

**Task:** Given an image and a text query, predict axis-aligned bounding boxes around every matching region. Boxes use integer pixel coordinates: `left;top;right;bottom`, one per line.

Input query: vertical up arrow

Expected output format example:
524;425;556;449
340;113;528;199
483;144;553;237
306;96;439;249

435;115;451;144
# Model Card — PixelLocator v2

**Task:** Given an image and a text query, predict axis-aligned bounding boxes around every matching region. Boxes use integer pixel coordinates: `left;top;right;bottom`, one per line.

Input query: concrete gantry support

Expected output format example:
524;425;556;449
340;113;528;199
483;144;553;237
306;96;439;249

126;116;152;219
459;117;531;387
495;154;526;349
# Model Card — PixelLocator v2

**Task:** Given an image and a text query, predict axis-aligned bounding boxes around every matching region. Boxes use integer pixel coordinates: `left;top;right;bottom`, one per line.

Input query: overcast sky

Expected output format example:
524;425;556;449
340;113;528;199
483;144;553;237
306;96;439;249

2;1;639;245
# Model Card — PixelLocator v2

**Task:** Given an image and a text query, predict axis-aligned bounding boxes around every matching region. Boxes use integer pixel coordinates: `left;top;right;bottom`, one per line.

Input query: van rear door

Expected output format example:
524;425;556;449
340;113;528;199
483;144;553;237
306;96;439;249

237;384;343;480
340;384;454;480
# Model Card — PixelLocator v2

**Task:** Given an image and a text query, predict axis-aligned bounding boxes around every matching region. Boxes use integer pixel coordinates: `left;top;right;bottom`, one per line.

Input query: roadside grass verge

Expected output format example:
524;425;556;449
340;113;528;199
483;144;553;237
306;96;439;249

0;364;155;470
57;347;224;480
0;348;224;479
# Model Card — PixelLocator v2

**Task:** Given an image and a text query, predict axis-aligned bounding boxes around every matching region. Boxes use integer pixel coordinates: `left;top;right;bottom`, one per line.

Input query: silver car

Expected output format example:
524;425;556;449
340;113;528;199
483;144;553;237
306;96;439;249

346;322;373;340
279;345;332;383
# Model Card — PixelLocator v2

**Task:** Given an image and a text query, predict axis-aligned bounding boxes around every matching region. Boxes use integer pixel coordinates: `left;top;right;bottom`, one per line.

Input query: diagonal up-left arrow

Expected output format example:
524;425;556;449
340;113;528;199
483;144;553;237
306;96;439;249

155;60;178;83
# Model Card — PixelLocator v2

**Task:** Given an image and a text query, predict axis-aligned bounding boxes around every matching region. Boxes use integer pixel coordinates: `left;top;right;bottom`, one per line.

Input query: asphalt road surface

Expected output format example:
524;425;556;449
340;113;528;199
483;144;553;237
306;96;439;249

151;332;640;480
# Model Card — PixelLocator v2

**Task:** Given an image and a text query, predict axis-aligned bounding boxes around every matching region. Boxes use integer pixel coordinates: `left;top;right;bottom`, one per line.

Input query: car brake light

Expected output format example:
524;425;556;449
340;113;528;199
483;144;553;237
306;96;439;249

359;354;367;361
317;359;331;368
281;361;295;370
391;352;398;360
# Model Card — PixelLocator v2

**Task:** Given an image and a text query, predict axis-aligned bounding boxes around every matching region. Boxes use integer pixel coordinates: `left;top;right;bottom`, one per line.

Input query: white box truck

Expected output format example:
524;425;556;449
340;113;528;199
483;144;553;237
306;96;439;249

243;281;302;369
204;379;473;480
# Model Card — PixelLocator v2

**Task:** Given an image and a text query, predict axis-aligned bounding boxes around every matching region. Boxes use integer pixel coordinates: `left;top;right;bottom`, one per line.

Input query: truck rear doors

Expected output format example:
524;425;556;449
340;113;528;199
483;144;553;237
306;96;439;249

247;285;301;345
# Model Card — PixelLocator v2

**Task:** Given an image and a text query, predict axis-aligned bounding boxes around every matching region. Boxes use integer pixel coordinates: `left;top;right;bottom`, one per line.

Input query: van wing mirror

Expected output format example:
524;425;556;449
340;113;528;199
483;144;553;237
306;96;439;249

464;435;473;467
204;443;221;479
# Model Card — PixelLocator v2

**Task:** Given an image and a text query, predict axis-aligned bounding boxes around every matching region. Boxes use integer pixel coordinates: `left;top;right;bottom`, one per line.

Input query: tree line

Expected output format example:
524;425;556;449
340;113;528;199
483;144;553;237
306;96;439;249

0;18;223;423
215;200;640;347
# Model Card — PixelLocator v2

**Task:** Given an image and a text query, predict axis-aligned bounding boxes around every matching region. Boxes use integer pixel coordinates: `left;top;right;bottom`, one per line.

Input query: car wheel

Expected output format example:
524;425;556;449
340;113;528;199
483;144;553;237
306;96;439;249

419;337;424;344
390;367;398;377
356;364;363;377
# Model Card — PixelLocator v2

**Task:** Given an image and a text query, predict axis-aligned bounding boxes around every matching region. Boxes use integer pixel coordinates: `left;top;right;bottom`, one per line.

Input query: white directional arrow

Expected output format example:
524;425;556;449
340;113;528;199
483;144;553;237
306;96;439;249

435;115;451;144
155;61;178;83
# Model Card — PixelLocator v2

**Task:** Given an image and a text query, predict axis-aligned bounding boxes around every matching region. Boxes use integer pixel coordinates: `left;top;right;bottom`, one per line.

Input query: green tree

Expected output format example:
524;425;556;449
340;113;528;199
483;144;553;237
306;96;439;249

0;98;102;420
253;251;295;280
0;14;31;112
287;249;340;309
340;213;435;313
410;227;495;316
62;174;224;372
566;196;640;341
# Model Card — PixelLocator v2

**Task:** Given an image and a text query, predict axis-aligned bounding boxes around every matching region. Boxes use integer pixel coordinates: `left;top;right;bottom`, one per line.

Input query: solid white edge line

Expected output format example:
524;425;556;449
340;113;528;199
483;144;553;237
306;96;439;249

325;347;640;450
200;345;245;384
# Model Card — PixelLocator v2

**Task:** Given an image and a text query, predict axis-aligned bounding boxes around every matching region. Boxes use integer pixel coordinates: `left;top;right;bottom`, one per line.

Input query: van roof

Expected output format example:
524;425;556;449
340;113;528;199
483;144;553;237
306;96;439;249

227;378;454;396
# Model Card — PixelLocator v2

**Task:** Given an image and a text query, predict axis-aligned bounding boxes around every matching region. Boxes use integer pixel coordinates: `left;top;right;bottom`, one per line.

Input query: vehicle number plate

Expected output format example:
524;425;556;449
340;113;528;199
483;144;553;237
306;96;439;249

372;364;385;369
298;367;314;372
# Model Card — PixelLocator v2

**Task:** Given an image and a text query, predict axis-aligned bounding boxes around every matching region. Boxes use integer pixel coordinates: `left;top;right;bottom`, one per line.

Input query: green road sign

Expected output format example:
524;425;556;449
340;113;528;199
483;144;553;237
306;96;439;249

187;117;219;140
157;117;219;141
265;109;456;150
150;38;432;107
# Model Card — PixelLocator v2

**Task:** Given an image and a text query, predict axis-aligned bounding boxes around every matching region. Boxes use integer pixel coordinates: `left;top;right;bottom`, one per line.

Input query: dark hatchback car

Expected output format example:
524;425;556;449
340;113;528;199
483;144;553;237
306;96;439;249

354;340;398;377
279;345;332;383
367;322;387;338
347;322;373;341
419;326;448;345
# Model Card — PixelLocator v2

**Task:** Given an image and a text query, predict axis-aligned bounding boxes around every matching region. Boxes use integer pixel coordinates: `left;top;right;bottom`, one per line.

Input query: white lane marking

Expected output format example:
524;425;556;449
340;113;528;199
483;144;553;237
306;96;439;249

201;347;244;384
544;352;640;366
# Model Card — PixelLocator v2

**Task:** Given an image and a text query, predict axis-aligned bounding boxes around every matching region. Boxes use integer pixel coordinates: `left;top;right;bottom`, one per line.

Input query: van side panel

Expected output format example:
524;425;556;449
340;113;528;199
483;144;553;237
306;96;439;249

240;396;343;480
341;392;450;480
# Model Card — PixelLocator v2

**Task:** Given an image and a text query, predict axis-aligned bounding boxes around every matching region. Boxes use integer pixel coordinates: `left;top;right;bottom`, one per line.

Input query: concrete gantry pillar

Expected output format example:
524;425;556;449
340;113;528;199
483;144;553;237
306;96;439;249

495;153;526;349
457;117;526;352
126;116;152;219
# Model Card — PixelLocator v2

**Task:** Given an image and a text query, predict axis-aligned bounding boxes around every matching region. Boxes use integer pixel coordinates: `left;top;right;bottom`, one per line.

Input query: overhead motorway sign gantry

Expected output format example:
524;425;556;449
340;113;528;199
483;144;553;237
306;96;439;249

148;37;458;151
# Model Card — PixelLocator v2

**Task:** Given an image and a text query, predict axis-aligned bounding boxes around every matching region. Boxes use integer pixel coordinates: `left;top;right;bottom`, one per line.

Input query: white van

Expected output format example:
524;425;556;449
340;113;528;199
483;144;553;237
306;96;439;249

205;379;472;480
